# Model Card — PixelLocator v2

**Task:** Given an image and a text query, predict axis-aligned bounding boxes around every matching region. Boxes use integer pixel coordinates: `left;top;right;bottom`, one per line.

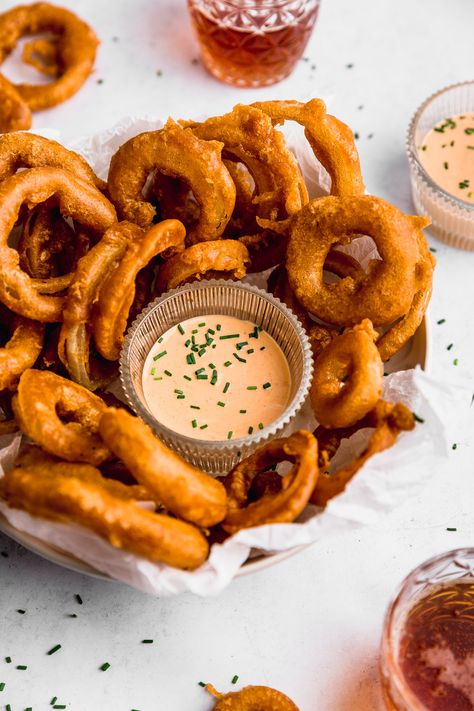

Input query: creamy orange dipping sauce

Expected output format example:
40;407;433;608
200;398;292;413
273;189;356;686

419;113;474;204
142;315;291;441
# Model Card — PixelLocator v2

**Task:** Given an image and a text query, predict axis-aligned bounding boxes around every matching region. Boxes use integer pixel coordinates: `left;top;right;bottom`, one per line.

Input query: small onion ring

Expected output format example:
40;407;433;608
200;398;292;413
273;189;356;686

93;219;186;361
287;195;429;327
206;683;299;711
155;239;250;294
221;430;319;534
0;74;31;132
310;319;383;429
99;407;228;528
0;465;209;569
0;3;98;111
0;167;116;323
107;119;236;241
12;369;110;465
0;307;44;390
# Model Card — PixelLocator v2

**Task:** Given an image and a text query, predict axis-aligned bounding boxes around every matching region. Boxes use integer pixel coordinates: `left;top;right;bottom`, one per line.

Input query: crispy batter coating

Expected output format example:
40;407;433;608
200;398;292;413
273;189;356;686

58;221;133;390
252;98;364;197
21;36;59;76
206;683;299;710
0;167;116;323
99;407;228;528
311;401;415;506
0;132;104;188
0;74;31;132
0;2;98;111
155;239;250;294
93;219;186;361
287;195;430;327
0;465;209;569
0;306;44;390
12;369;110;465
222;430;318;534
107;119;236;241
310;319;383;428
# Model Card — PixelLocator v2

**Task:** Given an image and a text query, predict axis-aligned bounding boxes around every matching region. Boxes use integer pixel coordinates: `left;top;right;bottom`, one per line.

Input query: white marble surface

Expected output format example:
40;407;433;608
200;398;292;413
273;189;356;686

1;0;474;709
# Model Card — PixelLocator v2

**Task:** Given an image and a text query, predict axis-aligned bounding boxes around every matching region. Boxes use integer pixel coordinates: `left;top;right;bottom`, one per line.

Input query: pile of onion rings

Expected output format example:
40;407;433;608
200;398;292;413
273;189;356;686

0;96;429;572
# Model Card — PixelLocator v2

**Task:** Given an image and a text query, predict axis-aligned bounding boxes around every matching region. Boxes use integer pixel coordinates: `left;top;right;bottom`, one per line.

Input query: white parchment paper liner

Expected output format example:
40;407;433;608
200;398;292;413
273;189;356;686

0;115;460;596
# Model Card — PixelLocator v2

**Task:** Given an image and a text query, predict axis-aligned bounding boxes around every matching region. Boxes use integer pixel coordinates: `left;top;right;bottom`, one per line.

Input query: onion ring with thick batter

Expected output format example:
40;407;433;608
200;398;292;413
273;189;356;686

12;369;110;465
0;73;31;132
206;684;299;710
252;98;364;197
155;239;250;294
0;2;98;111
311;401;415;506
0;306;44;390
0;465;209;569
310;319;383;428
107;119;236;241
99;407;228;528
93;219;186;361
221;430;318;534
0;167;116;322
287;195;430;327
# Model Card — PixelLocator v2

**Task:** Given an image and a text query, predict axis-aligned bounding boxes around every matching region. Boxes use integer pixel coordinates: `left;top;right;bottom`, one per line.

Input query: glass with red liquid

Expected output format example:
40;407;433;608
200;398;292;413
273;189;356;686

380;549;474;711
187;0;321;88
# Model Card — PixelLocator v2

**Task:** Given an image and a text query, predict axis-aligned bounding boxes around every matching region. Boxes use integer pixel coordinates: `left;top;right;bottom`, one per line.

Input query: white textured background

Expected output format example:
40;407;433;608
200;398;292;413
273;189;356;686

1;0;474;709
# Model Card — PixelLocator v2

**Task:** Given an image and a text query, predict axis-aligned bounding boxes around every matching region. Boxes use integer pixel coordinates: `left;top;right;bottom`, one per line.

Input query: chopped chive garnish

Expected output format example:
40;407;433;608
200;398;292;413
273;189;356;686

53;706;66;710
227;431;233;440
239;409;247;414
452;443;458;450
260;346;266;351
216;324;222;331
219;333;240;340
196;374;208;380
6;704;11;711
413;413;424;423
248;426;253;435
198;348;206;357
187;353;196;365
195;367;205;374
247;348;254;354
258;422;264;430
223;382;230;394
174;389;183;394
184;375;192;381
207;328;215;335
75;594;83;605
217;401;225;407
177;395;185;399
447;527;457;531
157;336;163;343
185;339;191;347
16;665;27;670
200;424;208;430
100;662;110;671
247;386;257;390
447;343;453;350
153;377;162;381
150;367;156;375
198;681;206;687
190;405;200;410
454;358;459;365
141;639;154;644
231;675;239;685
192;329;198;334
205;335;214;345
47;644;62;656
153;350;167;360
68;613;77;618
211;370;218;385
224;361;232;367
192;420;198;428
443;162;449;169
51;697;57;705
233;353;246;363
262;382;271;389
465;128;474;135
236;341;248;350
198;322;205;327
0;682;4;691
209;362;216;369
437;318;446;324
4;658;11;664
164;370;172;377
17;609;25;614
177;323;185;335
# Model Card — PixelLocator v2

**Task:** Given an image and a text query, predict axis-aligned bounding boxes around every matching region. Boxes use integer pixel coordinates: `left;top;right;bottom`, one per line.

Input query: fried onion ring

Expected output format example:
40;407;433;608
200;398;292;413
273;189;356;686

221;430;318;534
0;167;116;322
107;119;236;241
0;73;31;132
99;407;228;527
311;400;415;506
0;3;98;111
22;37;59;77
93;219;186;361
58;221;133;390
155;239;250;294
287;195;429;327
206;683;299;710
252;98;364;197
0;306;44;390
12;369;110;465
0;465;209;569
310;319;383;428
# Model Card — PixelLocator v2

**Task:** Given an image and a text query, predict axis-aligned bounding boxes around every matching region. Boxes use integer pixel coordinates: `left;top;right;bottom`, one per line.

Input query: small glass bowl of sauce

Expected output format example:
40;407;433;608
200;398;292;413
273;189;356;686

380;548;474;711
120;280;313;474
407;81;474;250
